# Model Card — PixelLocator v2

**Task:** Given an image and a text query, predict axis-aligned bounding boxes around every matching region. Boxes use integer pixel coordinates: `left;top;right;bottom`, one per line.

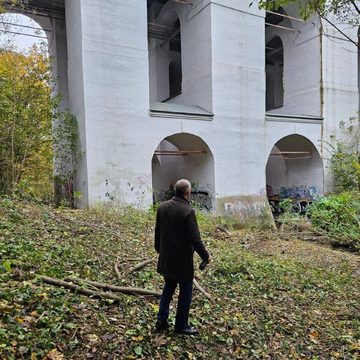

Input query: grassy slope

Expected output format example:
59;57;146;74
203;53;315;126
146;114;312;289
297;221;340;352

0;198;359;359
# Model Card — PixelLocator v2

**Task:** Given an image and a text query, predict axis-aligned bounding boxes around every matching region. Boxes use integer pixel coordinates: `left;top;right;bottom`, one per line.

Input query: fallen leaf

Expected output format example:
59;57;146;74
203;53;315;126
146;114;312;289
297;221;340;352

15;317;24;324
86;334;99;344
43;349;64;360
133;346;142;356
150;303;159;313
132;335;143;342
309;330;319;344
101;333;115;341
153;335;167;347
38;292;48;299
195;343;205;352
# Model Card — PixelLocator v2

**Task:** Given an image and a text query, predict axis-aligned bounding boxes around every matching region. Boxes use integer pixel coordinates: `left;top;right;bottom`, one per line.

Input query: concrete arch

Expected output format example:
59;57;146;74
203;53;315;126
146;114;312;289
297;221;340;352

265;7;293;44
0;12;52;47
155;1;185;27
265;134;324;203
151;132;215;211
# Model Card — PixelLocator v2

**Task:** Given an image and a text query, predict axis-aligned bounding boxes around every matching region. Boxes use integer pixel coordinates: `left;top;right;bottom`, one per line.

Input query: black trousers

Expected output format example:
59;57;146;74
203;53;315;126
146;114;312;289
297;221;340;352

157;277;193;330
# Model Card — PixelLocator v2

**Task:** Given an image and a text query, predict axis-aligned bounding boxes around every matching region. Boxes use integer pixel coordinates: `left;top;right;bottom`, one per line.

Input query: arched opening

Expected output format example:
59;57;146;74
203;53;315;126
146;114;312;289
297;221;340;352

266;36;284;111
152;133;215;211
266;134;323;214
0;12;55;199
148;2;182;102
0;13;49;51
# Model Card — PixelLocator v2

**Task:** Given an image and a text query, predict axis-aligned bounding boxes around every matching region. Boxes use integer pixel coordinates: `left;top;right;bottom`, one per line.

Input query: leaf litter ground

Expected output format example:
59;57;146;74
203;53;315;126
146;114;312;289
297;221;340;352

0;198;359;359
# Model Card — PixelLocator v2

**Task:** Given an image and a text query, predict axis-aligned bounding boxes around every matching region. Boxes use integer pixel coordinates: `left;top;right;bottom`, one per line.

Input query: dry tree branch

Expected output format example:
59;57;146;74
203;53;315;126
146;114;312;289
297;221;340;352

193;278;213;301
64;277;161;297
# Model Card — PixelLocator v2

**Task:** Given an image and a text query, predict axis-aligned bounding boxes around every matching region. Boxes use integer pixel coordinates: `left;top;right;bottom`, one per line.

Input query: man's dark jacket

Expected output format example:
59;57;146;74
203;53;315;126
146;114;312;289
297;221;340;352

155;196;209;282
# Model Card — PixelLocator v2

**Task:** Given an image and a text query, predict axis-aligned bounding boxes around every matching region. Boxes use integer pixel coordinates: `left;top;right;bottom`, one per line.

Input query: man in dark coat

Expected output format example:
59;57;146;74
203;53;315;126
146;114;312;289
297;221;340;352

155;179;211;335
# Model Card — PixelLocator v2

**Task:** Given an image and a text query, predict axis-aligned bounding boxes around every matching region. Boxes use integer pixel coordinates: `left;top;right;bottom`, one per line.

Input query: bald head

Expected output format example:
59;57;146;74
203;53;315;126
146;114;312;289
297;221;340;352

175;179;191;198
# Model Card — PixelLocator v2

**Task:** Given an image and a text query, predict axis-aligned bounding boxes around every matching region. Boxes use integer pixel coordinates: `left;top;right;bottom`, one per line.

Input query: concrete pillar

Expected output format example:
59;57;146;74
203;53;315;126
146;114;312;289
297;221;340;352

65;0;89;207
209;1;269;214
65;0;151;208
321;21;359;192
48;18;73;205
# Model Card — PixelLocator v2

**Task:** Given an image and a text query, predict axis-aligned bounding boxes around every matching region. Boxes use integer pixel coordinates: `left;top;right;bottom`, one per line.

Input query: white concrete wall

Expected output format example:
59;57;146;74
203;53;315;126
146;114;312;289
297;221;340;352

66;0;153;207
210;0;266;200
266;7;322;117
174;3;213;111
59;0;358;218
321;20;359;192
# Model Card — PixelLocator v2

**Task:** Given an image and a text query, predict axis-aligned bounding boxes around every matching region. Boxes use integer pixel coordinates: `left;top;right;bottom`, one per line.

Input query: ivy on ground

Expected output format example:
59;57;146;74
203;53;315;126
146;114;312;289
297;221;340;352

0;198;359;359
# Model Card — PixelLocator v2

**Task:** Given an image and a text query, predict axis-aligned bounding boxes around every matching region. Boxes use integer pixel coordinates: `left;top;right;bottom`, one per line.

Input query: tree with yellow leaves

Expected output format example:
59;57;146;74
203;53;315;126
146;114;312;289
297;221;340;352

0;46;54;198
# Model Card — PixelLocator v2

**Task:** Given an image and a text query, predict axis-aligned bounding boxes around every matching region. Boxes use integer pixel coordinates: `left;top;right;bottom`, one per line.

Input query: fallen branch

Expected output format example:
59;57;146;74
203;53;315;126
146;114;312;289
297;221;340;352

127;258;155;274
193;278;212;301
216;226;231;236
39;276;123;302
114;263;122;279
65;277;161;297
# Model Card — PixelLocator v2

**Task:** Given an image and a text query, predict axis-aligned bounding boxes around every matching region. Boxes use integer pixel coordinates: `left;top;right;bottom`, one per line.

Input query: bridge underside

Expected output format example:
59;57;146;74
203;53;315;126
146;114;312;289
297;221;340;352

4;0;65;19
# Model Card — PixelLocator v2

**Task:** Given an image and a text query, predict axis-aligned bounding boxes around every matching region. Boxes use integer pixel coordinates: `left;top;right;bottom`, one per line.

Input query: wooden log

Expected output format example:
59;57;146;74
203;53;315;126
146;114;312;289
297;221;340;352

127;258;155;274
114;263;122;279
64;277;161;297
39;276;123;302
193;279;212;301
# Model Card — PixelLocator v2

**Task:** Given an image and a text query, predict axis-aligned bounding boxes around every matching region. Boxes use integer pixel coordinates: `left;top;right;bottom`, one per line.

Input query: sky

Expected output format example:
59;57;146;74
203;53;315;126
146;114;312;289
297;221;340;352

0;13;47;51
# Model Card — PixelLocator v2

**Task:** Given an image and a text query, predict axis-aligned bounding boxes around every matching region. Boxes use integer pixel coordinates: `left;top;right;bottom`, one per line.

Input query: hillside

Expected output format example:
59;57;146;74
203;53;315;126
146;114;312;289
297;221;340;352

0;198;359;359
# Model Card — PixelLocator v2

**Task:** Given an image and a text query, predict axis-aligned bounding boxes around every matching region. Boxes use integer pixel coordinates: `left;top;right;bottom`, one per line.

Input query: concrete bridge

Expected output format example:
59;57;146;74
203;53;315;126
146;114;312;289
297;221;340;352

3;0;359;221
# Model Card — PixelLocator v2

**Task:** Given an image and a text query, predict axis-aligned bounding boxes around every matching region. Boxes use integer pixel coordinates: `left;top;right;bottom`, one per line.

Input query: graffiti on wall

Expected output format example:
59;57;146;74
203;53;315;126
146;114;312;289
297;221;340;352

278;185;318;200
266;185;318;216
267;185;318;200
224;201;265;217
155;183;213;211
191;189;212;211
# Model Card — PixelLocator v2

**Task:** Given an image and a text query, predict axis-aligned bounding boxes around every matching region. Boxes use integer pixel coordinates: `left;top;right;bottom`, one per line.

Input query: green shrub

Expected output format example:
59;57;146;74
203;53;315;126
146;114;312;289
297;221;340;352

330;117;360;193
309;192;360;251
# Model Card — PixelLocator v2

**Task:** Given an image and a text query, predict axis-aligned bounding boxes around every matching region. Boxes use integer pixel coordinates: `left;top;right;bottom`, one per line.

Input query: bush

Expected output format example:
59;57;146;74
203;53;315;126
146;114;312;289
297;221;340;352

330;117;360;193
309;192;360;251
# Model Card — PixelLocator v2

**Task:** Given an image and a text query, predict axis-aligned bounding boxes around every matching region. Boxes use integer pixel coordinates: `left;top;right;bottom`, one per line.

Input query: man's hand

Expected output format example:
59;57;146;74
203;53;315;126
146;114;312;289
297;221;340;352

207;255;213;264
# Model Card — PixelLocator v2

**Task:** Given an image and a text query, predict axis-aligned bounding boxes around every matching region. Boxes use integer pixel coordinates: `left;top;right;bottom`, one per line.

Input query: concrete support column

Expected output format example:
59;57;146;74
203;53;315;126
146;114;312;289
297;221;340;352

65;0;88;207
209;1;269;218
49;18;73;205
65;0;152;208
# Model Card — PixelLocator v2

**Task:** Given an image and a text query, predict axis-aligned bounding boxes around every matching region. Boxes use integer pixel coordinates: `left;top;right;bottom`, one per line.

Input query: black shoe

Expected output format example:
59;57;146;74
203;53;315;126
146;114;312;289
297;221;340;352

175;326;199;336
155;320;168;332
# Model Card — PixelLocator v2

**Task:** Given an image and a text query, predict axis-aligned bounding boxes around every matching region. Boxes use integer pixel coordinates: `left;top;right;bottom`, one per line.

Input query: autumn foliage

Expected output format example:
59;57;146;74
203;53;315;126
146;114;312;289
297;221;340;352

0;47;54;199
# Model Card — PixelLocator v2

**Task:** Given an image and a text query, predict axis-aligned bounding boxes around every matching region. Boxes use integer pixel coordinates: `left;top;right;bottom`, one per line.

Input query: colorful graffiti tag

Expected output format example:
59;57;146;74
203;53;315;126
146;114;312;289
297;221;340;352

266;185;318;216
278;185;318;200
